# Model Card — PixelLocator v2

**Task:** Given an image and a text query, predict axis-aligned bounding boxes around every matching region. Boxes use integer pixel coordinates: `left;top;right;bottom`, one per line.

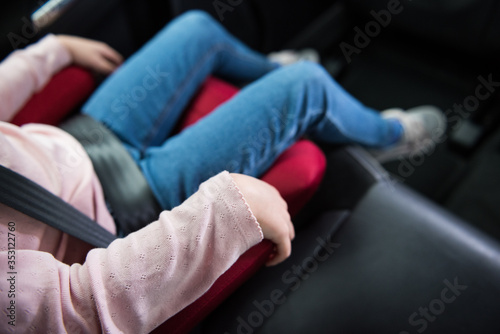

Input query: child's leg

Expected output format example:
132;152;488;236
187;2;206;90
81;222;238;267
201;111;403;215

82;10;277;154
140;61;401;209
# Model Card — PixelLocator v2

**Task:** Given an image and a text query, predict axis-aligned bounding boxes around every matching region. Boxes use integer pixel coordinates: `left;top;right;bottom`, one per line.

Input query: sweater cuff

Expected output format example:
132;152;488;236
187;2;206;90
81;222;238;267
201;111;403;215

217;171;264;245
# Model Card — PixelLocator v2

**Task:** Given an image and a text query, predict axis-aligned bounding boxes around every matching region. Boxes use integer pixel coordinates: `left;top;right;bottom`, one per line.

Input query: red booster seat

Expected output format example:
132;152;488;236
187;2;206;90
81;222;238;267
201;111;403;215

12;66;326;333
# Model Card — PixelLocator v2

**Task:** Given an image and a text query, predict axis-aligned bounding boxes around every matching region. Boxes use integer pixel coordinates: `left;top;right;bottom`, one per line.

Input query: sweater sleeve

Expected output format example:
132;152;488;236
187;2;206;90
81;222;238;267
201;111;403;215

0;34;72;122
0;171;263;333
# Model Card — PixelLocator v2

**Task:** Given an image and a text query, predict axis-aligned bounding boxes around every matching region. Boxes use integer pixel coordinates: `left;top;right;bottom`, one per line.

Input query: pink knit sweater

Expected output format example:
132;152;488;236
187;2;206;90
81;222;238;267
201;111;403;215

0;35;263;333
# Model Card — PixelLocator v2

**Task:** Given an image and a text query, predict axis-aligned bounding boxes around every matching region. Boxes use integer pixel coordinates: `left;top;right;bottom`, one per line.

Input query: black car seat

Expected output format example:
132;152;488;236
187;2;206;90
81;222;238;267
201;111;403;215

191;1;500;332
197;145;500;334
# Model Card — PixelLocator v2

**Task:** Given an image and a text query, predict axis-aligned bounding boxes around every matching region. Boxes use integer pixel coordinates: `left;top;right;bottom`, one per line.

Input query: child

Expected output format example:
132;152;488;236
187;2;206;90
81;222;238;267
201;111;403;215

0;10;445;333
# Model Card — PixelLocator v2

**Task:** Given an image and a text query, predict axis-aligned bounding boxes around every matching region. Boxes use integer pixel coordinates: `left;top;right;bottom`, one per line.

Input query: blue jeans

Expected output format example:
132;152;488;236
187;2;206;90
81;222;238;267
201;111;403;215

83;10;401;210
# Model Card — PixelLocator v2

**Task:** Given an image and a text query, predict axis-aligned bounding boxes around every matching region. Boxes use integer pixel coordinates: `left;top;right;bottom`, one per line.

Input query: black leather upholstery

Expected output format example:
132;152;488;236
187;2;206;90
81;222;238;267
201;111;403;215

198;147;500;334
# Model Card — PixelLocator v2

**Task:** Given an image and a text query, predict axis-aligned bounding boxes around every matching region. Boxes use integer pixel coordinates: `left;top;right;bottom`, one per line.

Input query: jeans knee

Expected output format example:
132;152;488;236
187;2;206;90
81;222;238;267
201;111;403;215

159;10;222;45
292;61;329;80
176;10;217;29
280;61;332;89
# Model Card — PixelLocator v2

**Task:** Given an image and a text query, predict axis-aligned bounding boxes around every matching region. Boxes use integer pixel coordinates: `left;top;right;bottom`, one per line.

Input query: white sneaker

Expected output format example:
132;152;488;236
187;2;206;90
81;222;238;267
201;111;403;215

268;49;320;66
370;105;447;163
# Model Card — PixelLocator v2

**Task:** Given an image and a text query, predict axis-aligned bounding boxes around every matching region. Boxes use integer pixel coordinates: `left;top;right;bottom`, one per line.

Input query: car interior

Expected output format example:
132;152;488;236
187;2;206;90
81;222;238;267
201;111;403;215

2;0;500;333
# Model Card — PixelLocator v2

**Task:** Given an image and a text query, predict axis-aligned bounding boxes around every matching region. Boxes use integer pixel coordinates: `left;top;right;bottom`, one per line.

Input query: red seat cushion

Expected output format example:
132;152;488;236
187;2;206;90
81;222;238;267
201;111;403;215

174;76;239;132
13;69;326;334
12;66;95;126
260;139;326;217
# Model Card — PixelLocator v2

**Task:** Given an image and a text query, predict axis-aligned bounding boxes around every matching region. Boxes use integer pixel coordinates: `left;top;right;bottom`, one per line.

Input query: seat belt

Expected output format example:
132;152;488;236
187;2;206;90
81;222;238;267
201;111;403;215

59;114;162;236
0;165;116;248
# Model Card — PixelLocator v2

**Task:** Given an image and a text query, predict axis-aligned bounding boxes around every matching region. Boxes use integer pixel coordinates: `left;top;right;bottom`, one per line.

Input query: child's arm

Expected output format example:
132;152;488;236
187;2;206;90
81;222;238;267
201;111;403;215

0;34;122;122
0;35;72;122
0;171;293;333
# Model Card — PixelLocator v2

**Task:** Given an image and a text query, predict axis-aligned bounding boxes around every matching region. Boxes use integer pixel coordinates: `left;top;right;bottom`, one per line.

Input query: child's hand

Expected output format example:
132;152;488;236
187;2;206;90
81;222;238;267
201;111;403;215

230;173;295;266
56;35;123;75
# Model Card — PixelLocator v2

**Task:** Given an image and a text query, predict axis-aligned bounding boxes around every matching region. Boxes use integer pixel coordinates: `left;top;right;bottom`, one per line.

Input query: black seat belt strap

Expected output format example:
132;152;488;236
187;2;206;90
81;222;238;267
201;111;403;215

60;114;162;236
0;165;116;248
